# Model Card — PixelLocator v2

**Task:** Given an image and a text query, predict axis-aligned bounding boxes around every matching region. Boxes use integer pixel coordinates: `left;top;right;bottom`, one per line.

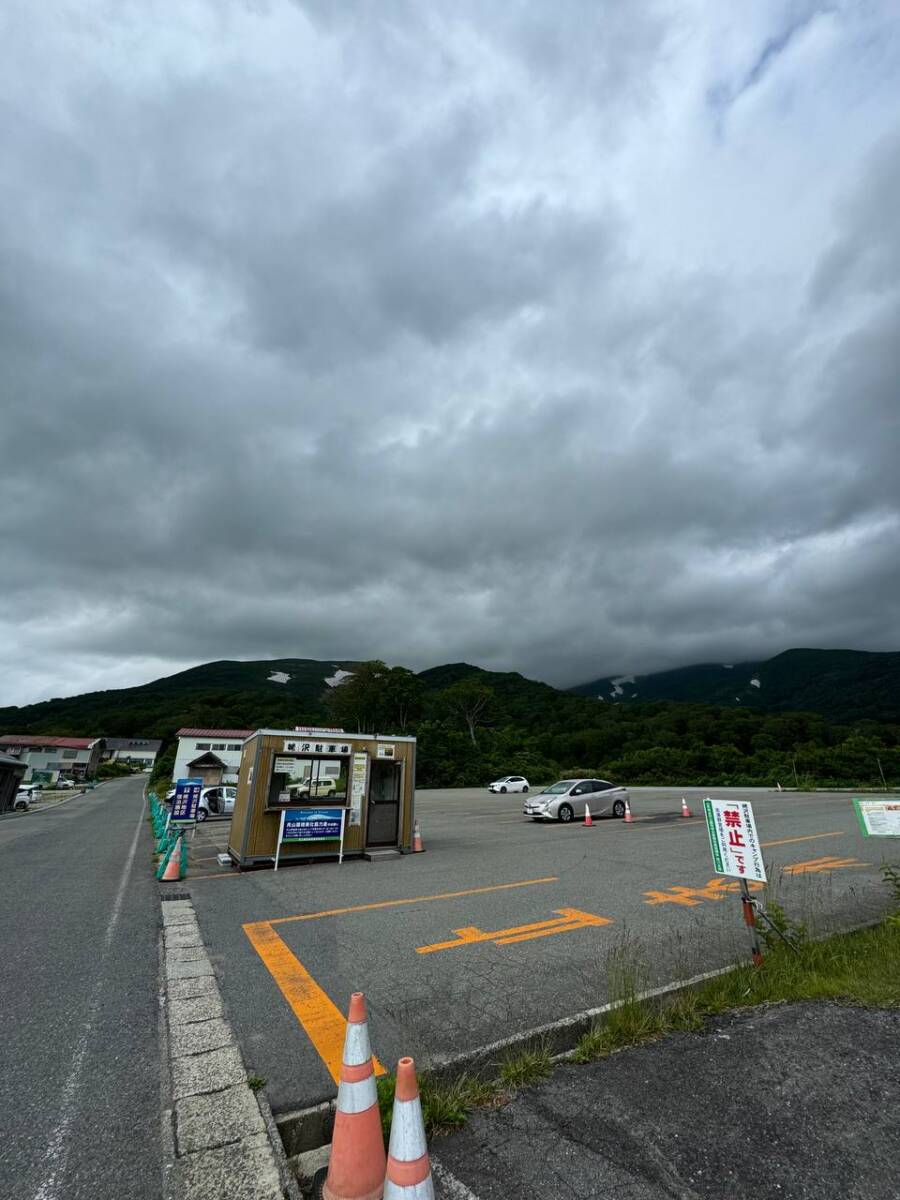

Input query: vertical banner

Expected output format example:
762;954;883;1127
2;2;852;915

349;753;367;827
171;777;202;825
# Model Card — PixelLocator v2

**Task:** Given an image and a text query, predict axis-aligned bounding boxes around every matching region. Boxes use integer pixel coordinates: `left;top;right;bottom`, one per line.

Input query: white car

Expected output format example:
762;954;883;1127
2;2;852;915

524;779;630;823
14;787;35;811
56;778;77;789
197;785;236;821
488;775;530;794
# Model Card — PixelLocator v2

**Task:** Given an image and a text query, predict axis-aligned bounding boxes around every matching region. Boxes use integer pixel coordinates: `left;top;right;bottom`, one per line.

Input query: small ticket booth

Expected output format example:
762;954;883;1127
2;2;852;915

227;728;415;868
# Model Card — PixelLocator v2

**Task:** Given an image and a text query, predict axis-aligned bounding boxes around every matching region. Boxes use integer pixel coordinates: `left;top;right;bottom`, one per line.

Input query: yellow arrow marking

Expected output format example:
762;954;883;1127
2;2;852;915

644;879;764;907
783;856;863;875
416;907;612;954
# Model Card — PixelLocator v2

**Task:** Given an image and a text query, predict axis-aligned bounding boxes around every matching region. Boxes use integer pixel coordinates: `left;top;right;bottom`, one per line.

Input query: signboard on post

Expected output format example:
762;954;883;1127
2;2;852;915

275;807;346;870
171;777;202;825
853;797;900;838
703;798;767;884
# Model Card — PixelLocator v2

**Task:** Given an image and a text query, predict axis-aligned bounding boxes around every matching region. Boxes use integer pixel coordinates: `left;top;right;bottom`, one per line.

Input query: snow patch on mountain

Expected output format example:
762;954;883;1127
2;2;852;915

268;671;291;684
325;669;354;688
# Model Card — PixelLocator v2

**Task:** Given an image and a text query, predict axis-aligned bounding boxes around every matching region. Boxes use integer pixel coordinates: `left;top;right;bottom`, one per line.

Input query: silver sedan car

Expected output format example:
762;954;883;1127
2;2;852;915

524;778;629;823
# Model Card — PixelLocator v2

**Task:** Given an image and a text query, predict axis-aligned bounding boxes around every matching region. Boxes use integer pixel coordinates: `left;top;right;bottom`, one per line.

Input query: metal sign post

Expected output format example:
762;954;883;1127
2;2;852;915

274;807;346;871
704;797;768;966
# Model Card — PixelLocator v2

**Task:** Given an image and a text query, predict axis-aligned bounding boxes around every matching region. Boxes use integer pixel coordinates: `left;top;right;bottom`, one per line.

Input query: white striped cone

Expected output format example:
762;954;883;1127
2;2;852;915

323;993;386;1200
384;1058;434;1200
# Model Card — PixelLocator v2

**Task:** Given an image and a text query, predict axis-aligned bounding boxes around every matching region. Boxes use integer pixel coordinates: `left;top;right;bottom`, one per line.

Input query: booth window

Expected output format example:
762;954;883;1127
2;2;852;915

267;754;348;809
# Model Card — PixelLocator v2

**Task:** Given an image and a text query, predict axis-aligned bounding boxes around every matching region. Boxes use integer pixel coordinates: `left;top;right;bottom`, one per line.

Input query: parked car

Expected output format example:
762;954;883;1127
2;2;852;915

197;786;236;821
488;775;530;794
56;777;77;789
290;777;337;799
14;786;36;811
523;779;629;823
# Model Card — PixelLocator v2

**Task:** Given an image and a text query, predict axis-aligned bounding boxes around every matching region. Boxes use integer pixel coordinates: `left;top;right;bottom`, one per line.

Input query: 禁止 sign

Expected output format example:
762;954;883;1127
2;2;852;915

284;739;352;756
274;807;346;869
703;798;767;884
171;777;202;824
853;797;900;838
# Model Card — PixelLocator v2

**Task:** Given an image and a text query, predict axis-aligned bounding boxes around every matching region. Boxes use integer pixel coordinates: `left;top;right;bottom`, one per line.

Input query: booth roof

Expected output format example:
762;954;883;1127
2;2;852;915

176;728;254;739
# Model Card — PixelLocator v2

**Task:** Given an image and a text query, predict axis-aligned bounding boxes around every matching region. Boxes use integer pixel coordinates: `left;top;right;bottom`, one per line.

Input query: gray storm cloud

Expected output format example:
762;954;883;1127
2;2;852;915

1;0;899;705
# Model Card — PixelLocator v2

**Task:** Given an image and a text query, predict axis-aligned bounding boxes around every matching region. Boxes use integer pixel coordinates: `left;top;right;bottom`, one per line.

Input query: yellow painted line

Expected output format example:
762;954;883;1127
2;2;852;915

644;880;764;907
264;876;559;927
243;920;386;1084
783;856;863;875
761;832;844;849
416;908;612;954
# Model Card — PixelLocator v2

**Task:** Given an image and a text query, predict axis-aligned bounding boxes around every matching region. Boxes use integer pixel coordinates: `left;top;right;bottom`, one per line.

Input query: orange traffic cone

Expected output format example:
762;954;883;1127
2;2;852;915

681;796;692;819
583;803;593;827
161;835;182;882
623;798;633;823
322;993;386;1200
384;1057;434;1200
412;820;424;853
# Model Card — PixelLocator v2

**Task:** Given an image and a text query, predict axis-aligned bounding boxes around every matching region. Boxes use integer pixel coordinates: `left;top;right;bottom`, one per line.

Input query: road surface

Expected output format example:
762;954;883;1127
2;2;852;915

0;775;164;1200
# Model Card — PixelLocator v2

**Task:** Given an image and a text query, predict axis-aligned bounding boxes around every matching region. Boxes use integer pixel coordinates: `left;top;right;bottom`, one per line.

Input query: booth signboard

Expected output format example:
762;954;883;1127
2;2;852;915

377;745;395;759
171;777;202;825
284;738;352;755
853;797;900;837
349;753;367;826
703;798;766;883
275;806;346;869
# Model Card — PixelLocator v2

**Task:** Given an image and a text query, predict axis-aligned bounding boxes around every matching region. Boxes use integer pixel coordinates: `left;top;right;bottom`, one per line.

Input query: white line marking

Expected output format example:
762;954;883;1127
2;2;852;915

32;795;146;1200
431;1155;483;1200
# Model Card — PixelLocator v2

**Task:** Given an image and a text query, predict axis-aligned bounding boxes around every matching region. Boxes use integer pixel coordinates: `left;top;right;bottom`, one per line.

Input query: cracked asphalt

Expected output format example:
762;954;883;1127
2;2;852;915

431;1002;900;1199
185;786;895;1115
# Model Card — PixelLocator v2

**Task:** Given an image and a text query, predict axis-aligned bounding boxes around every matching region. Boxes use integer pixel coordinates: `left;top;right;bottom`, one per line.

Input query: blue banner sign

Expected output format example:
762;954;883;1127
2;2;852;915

282;807;344;842
171;777;202;824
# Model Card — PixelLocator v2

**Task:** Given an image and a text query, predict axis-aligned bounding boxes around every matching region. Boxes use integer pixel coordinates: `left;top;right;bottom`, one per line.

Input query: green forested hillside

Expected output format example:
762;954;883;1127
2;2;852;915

1;654;898;790
570;649;900;723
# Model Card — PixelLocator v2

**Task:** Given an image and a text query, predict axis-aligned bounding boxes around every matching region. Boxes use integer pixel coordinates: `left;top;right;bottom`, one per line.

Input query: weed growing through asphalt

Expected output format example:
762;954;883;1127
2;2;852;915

377;1070;501;1140
497;1042;552;1088
247;1075;266;1091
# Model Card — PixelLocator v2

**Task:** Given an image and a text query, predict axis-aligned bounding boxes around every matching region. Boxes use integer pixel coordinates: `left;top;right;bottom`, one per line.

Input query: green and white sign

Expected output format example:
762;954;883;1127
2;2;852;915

703;797;767;884
853;797;900;838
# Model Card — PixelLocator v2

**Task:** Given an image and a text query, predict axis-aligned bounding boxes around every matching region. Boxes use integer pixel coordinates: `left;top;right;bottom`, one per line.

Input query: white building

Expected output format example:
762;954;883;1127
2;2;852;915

0;735;104;783
172;728;253;787
103;737;162;769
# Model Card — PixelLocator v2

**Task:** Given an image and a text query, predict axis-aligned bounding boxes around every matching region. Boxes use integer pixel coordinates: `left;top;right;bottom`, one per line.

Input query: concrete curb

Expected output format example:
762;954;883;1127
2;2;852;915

159;895;302;1200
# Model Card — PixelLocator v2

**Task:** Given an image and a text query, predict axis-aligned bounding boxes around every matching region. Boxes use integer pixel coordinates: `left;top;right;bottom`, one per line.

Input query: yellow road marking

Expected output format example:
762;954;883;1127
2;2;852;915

265;876;559;927
783;855;863;875
243;920;386;1084
416;907;612;954
761;832;844;849
644;879;764;907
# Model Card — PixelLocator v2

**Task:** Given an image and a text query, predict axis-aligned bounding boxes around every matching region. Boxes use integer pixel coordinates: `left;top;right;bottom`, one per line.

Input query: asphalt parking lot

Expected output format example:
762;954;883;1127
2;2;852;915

185;786;894;1115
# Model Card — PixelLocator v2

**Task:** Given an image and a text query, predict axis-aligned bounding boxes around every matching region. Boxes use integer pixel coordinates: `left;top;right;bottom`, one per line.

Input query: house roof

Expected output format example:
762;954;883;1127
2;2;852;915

104;737;163;752
0;754;27;770
176;728;253;739
187;751;228;768
0;735;100;750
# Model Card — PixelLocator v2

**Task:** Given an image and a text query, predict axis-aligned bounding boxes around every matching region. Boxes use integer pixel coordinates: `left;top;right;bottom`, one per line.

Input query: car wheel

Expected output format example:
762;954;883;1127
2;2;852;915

522;786;528;793
558;803;574;823
612;799;626;818
500;786;507;793
14;800;28;811
196;807;208;822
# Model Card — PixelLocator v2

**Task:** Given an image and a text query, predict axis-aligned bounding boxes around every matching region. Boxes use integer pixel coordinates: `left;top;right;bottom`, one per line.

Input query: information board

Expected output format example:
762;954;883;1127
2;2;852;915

275;807;346;869
171;777;202;824
703;797;767;883
853;797;900;838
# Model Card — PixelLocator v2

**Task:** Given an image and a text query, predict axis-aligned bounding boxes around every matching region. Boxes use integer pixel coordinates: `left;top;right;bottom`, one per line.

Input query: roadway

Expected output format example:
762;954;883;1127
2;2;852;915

0;775;164;1200
186;785;894;1115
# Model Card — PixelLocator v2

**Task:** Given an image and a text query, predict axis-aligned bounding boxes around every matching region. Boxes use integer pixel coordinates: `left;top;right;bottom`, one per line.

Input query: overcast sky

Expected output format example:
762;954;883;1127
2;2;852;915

2;1;899;706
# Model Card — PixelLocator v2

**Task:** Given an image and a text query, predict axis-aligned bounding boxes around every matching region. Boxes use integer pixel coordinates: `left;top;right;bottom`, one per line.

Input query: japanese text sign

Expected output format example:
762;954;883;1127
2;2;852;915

853;797;900;837
281;807;345;842
703;798;767;883
171;777;202;824
284;739;351;756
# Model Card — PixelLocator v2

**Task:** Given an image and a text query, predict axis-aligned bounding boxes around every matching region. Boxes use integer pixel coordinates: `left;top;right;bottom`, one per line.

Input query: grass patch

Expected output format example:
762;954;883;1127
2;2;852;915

377;1069;501;1139
497;1042;552;1088
572;917;900;1063
247;1074;266;1091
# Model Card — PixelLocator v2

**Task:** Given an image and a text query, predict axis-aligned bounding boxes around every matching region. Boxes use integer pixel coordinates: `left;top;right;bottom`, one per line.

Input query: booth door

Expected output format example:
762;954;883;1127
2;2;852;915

367;761;400;846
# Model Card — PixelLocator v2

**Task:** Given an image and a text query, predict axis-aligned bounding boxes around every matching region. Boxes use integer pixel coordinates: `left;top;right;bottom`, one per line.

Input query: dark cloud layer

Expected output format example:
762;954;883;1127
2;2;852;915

1;1;899;704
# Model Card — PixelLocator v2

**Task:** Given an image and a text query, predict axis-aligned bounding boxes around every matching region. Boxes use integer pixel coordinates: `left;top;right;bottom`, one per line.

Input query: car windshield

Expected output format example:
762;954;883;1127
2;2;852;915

542;781;575;794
